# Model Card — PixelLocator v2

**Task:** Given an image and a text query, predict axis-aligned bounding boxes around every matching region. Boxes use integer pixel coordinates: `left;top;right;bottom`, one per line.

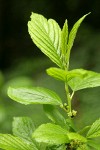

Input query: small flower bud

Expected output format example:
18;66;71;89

72;110;77;116
60;104;63;108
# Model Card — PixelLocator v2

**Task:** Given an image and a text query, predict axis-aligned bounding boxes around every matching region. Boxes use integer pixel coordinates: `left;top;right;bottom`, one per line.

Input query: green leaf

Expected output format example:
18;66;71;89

8;87;62;105
86;118;100;138
47;144;66;150
46;67;86;82
66;13;90;62
68;69;100;91
43;105;69;129
12;117;35;142
61;19;68;55
33;123;69;145
28;13;63;68
46;67;67;81
67;132;87;143
0;134;38;150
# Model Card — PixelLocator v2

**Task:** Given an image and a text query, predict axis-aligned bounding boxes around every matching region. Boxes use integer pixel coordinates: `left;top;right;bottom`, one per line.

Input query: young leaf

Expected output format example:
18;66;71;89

43;105;69;129
87;140;100;149
66;13;90;63
46;67;88;83
12;117;35;142
28;13;63;68
61;19;68;55
33;123;69;145
0;134;38;150
8;87;62;105
68;69;100;91
46;67;67;81
86;118;100;138
67;132;87;143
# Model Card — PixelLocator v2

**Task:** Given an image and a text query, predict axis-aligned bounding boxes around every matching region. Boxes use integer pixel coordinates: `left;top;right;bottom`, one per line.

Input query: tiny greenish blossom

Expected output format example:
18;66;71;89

0;12;100;150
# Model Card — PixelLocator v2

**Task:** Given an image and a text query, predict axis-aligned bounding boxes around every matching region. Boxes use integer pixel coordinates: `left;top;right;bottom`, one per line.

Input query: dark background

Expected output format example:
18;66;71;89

0;0;100;70
0;0;100;134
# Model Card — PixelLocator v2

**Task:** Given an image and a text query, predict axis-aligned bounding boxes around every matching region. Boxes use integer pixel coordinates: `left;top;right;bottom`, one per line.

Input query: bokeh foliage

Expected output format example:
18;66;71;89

0;0;100;136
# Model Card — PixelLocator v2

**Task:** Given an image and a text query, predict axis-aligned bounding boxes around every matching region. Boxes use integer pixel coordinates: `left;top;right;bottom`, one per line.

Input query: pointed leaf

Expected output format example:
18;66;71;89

8;87;62;105
33;123;69;145
43;105;69;129
28;13;63;68
68;69;100;91
12;117;35;142
0;134;38;150
66;13;90;62
61;19;68;55
86;118;100;138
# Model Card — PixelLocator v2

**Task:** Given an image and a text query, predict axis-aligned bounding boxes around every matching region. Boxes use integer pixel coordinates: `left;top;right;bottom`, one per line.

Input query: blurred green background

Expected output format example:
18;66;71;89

0;0;100;135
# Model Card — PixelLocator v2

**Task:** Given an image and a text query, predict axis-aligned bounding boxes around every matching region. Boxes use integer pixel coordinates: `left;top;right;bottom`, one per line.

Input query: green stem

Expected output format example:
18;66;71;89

70;91;74;100
65;82;71;114
64;62;75;117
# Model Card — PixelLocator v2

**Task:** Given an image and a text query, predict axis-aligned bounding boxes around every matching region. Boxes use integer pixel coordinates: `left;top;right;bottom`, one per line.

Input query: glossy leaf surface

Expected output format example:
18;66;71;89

8;87;62;105
28;13;63;68
33;123;69;145
61;19;68;55
68;69;100;91
66;13;90;62
0;134;37;150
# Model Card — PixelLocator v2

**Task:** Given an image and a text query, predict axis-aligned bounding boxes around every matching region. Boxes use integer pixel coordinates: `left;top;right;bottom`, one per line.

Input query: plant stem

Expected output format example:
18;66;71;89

65;82;71;114
64;63;75;117
63;62;72;116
